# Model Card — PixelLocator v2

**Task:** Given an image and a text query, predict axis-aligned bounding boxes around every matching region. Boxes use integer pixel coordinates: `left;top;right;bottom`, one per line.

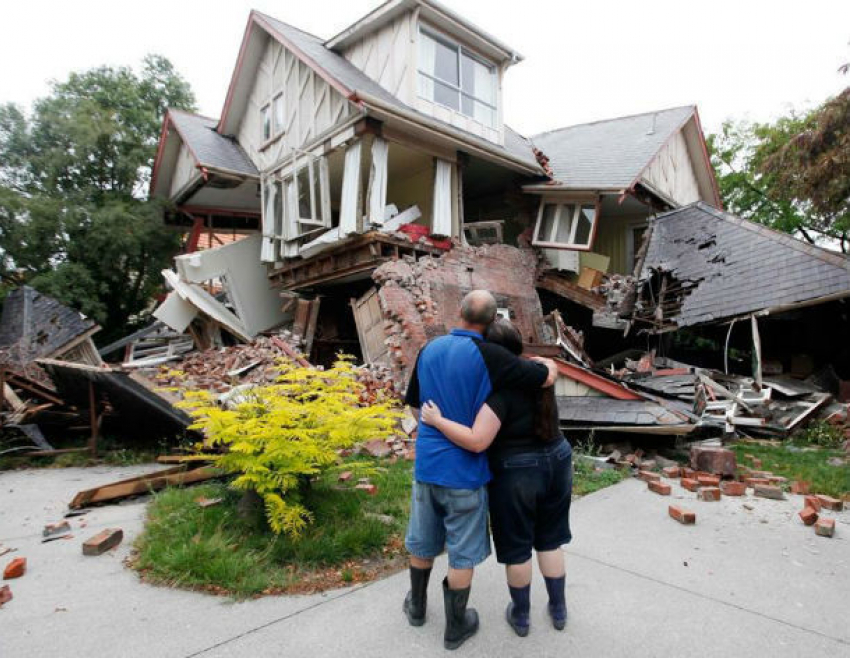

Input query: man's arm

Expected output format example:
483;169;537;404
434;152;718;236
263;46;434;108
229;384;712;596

403;351;422;409
479;342;557;390
420;401;501;453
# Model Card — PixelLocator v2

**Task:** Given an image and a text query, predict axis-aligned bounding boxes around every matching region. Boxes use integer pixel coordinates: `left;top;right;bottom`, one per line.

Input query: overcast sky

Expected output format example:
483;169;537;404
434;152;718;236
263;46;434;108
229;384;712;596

2;0;848;137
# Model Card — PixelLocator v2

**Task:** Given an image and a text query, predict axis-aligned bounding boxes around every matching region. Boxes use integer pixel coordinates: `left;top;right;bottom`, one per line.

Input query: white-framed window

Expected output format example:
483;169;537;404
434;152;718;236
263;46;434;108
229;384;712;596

464;220;504;246
418;27;497;128
261;104;271;142
272;93;285;135
532;200;598;250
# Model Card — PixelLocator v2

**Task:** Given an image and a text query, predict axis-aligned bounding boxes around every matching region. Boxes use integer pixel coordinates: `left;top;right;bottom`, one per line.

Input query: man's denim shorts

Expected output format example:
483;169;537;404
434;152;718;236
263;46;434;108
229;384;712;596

405;481;491;569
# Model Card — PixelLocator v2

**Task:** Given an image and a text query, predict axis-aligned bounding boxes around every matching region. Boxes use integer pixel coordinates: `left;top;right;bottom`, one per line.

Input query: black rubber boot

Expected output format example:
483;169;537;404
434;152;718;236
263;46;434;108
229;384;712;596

442;577;479;650
403;565;432;626
505;584;530;637
544;575;567;630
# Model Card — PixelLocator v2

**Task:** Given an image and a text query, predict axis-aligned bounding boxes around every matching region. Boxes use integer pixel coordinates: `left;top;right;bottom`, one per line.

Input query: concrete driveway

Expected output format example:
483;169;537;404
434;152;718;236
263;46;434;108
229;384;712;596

0;465;847;657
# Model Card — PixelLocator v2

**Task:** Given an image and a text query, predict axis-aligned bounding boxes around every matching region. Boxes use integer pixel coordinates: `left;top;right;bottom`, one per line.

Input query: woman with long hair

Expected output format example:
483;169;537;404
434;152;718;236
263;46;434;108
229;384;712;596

420;318;572;637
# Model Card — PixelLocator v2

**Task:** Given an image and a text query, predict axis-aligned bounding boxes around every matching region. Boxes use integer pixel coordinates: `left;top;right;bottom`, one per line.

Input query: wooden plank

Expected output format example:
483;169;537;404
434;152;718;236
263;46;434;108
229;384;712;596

156;454;214;464
69;466;221;509
69;465;187;509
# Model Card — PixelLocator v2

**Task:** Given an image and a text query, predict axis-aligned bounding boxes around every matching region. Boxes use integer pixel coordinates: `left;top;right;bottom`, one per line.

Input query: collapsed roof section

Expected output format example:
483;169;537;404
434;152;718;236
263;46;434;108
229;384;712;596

632;202;850;332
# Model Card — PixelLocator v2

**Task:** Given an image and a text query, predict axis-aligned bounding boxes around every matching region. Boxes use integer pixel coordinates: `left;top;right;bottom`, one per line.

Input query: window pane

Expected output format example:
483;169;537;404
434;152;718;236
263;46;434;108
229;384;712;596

418;73;434;101
273;95;284;134
537;204;557;242
574;205;595;246
297;166;311;219
274;181;284;237
261;106;271;141
432;36;458;85
461;96;495;127
554;205;575;244
434;80;460;110
461;53;495;105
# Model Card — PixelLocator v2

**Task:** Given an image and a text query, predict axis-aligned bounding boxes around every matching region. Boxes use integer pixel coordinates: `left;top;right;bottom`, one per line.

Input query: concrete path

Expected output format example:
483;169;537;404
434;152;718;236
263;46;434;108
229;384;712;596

0;465;847;657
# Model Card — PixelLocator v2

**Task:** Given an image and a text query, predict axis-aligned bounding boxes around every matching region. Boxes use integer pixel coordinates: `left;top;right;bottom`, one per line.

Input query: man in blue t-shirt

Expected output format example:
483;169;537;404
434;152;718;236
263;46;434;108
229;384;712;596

401;290;557;650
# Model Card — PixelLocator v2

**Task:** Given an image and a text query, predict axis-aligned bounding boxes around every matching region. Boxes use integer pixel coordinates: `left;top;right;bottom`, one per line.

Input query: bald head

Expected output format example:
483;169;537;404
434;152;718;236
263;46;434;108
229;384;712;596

460;290;497;330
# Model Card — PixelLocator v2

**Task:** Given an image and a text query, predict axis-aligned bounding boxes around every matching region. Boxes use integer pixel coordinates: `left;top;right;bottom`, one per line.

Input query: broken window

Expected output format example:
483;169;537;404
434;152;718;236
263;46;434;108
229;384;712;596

418;28;497;128
532;201;598;250
464;220;504;246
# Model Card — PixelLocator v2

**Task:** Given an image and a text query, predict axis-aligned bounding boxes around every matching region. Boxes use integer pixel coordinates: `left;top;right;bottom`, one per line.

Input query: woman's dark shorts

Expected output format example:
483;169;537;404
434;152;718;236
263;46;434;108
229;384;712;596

488;438;573;565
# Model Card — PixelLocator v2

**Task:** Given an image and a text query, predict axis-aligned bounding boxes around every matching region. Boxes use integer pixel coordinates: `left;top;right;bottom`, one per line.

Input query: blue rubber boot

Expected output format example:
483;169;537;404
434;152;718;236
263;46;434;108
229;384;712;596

506;584;530;637
544;575;567;630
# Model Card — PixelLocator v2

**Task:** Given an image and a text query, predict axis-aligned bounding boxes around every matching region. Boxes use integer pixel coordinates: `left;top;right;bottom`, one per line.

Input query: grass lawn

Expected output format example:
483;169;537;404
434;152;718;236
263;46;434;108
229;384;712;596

731;442;849;498
131;450;625;598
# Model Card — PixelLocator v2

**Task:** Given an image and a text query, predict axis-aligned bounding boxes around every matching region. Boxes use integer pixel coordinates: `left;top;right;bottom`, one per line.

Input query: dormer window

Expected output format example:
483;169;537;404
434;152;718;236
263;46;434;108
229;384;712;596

261;93;285;143
418;28;497;128
261;104;272;142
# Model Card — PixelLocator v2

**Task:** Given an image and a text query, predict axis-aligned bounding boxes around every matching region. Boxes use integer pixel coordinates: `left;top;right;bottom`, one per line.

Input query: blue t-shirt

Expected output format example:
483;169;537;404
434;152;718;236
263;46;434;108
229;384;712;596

404;328;548;489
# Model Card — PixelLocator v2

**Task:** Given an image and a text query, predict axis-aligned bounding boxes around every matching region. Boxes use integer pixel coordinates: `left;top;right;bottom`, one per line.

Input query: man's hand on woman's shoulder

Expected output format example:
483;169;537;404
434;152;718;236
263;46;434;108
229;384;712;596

530;356;558;388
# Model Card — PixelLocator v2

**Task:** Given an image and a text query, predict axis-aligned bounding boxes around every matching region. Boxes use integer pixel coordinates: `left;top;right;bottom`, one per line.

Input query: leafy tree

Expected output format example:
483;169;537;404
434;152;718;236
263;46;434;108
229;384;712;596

0;55;195;341
179;358;404;538
708;82;850;253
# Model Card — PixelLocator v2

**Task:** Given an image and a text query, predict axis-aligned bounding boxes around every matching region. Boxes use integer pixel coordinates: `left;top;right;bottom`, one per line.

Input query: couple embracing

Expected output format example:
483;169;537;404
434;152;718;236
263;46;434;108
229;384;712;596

402;290;574;650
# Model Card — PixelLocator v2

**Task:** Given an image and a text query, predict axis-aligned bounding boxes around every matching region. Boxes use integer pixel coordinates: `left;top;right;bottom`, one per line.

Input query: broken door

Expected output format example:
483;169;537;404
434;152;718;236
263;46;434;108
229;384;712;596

351;288;390;366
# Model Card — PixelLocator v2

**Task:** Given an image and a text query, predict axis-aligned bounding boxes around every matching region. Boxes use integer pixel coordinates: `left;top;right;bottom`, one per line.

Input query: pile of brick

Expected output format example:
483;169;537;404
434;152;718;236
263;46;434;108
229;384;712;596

824;406;850;454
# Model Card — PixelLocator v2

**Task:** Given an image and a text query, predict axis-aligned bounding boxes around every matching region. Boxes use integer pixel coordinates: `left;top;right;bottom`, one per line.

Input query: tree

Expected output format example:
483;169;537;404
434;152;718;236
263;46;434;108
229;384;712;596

0;55;195;341
708;83;850;253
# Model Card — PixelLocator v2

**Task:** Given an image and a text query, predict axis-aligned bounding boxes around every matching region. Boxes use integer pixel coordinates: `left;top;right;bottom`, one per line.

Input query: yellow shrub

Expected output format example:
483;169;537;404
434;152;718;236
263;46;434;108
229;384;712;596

178;357;403;537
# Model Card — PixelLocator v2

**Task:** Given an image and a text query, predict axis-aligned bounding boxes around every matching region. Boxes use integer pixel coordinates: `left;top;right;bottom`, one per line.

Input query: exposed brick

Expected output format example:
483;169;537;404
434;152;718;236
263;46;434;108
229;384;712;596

3;557;26;580
814;518;835;538
338;471;353;482
648;480;671;495
355;483;378;495
0;584;11;607
816;495;844;511
804;495;822;512
669;505;696;525
690;446;737;477
720;481;747;496
662;466;681;478
697;475;721;487
753;485;785;501
790;481;811;495
638;470;661;483
799;507;818;526
681;478;700;492
698;487;721;502
82;529;123;556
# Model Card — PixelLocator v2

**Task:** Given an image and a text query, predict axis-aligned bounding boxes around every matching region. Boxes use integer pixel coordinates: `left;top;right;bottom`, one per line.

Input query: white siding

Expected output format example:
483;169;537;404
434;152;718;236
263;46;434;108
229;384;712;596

237;36;353;173
170;143;198;197
641;129;701;206
341;12;417;105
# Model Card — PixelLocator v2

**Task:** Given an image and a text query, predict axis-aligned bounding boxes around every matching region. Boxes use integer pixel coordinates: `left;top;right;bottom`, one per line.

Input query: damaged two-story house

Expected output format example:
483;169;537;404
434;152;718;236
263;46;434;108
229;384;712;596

148;0;850;415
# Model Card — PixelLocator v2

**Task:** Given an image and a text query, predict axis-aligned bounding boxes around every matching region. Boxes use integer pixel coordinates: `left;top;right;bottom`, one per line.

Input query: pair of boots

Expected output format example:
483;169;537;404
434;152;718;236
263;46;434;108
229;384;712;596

505;575;567;637
403;566;478;650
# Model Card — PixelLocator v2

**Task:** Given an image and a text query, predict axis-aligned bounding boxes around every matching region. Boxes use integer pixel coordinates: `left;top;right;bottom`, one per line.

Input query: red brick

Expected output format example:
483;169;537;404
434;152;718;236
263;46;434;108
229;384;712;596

355;483;378;495
668;505;696;525
815;518;835;538
648;480;672;495
638;470;661;483
3;557;26;580
720;481;747;496
43;521;71;538
82;529;123;556
680;467;696;479
697;475;721;487
799;507;819;526
362;439;392;458
790;481;810;495
751;458;762;468
753;485;785;500
338;471;353;482
816;495;844;511
698;487;721;502
0;584;11;607
662;466;680;478
640;459;657;471
690;446;737;477
681;478;700;492
803;495;822;512
766;476;787;485
745;477;770;487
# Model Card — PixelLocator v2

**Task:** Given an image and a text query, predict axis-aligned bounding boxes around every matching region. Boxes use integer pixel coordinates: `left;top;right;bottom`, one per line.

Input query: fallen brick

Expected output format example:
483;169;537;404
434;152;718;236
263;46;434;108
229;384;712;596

698;487;721;502
681;467;696;479
638;470;661;483
362;439;392;459
338;471;353;482
0;584;11;607
681;478;700;492
196;497;223;508
816;495;844;511
662;466;680;478
669;505;696;525
648;481;671;495
790;481;810;495
745;477;770;487
766;476;787;485
753;485;785;501
804;495;822;512
751;458;762;468
82;529;123;556
690;446;737;477
43;521;71;538
355;483;378;495
720;481;747;496
814;518;835;538
799;507;819;526
3;557;26;580
624;453;638;464
697;475;721;487
640;459;657;471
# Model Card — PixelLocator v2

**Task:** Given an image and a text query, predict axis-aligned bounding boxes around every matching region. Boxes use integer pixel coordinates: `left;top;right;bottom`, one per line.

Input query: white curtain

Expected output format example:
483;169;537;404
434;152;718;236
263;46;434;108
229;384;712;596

432;159;453;238
367;138;389;225
260;180;276;263
319;156;332;227
340;141;362;235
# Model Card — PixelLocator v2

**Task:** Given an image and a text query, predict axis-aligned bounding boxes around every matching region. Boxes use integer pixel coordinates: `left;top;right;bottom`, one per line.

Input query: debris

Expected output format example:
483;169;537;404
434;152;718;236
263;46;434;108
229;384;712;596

720;481;747;497
43;521;71;538
690;446;736;477
697;475;720;487
804;495;822;512
638;470;661;483
338;471;353;483
697;487;721;502
815;495;843;512
41;534;73;544
648;480;671;495
753;485;785;501
662;466;680;478
196;497;223;508
3;557;26;580
0;584;11;607
790;481;811;495
364;512;394;525
814;518;835;538
799;508;819;526
669;505;696;525
82;529;123;556
682;478;699;492
355;483;378;495
361;439;392;459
